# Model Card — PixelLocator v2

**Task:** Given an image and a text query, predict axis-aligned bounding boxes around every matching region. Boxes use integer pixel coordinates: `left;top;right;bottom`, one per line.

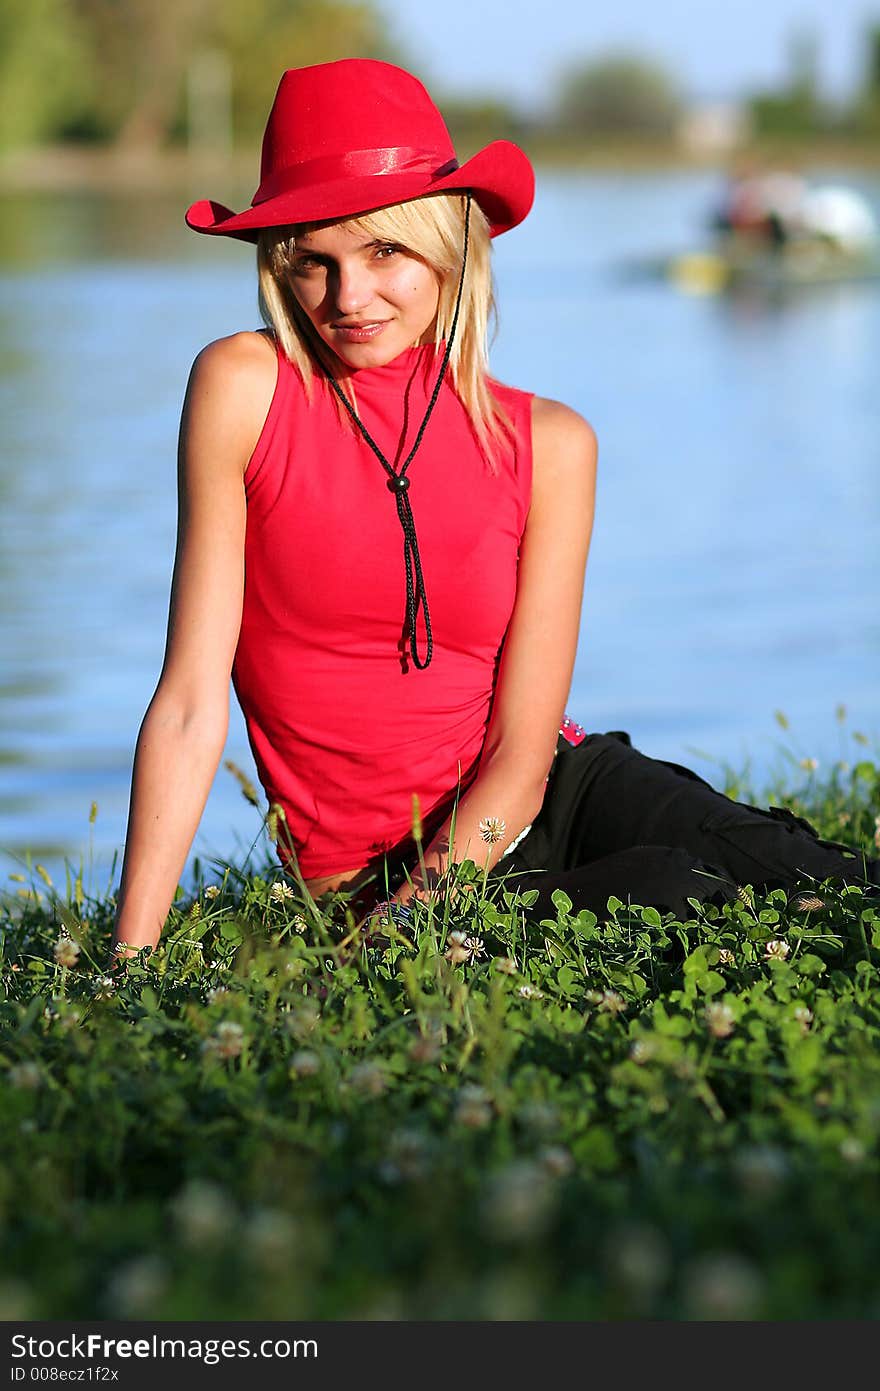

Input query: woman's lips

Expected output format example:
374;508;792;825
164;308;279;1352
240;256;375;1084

332;321;389;342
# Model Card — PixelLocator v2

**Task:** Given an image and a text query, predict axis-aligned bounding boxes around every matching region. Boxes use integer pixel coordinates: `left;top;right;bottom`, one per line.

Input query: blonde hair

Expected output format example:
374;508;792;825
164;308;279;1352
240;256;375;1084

256;192;512;468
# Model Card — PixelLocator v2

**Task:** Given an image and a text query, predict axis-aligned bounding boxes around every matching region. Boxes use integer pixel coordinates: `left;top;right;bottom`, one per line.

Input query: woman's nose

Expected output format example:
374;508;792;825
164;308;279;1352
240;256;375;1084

332;261;373;315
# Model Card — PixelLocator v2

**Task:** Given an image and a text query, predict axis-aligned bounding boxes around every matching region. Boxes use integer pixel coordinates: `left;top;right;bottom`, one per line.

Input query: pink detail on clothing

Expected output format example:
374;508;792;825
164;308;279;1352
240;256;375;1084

559;715;587;747
231;337;535;878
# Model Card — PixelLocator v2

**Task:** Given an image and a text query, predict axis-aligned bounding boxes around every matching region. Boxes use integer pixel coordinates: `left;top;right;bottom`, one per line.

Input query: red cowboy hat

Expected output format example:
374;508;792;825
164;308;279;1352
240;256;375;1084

185;58;535;243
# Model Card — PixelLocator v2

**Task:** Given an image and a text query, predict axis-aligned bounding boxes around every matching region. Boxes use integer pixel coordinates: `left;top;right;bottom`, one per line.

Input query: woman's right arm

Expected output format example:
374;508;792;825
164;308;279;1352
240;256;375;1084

111;332;276;962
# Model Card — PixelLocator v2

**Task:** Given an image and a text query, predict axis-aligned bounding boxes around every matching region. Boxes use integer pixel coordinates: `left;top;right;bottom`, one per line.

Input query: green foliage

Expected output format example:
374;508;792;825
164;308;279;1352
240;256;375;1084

557;51;684;138
0;0;96;149
207;0;392;143
1;747;879;1319
0;0;395;152
746;90;830;140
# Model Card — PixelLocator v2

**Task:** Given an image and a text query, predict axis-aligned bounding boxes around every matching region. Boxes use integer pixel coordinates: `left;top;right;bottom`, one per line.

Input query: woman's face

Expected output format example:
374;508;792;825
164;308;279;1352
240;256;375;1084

285;220;441;369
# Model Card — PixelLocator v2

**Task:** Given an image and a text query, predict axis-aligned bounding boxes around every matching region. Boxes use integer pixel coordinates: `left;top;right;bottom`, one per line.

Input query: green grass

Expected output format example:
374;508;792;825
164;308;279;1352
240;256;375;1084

2;724;879;1321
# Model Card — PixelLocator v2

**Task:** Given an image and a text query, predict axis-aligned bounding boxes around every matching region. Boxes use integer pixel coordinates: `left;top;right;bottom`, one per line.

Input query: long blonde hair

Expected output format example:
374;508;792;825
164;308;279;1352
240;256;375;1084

256;192;512;468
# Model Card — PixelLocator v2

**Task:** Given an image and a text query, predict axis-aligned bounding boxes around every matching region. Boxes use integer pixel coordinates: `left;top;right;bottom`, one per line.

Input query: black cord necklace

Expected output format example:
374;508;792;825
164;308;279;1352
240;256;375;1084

323;192;472;671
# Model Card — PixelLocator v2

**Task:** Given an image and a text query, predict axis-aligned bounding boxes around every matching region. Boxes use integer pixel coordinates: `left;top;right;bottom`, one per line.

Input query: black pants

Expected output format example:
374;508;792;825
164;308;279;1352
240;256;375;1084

484;730;879;920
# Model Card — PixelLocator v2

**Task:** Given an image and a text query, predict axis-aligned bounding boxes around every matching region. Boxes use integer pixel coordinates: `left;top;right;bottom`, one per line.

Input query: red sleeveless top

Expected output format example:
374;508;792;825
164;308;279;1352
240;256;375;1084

231;337;534;879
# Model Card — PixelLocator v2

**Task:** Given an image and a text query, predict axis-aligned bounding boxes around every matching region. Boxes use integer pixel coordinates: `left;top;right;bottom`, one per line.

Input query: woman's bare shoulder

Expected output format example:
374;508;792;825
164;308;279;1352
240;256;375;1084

185;330;280;475
531;395;597;448
530;395;598;489
192;328;277;391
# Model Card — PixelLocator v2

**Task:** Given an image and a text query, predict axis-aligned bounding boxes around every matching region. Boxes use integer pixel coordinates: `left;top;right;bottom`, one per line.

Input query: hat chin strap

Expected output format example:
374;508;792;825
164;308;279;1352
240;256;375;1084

324;192;473;672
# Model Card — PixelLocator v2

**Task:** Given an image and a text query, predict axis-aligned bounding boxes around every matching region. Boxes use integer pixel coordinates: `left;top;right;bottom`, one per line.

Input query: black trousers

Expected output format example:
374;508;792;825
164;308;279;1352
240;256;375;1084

484;730;879;920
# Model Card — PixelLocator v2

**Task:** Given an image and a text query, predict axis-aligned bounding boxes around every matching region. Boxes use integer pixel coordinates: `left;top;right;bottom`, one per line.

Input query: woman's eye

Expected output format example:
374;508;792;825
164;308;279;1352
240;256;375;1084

292;256;322;272
374;244;399;260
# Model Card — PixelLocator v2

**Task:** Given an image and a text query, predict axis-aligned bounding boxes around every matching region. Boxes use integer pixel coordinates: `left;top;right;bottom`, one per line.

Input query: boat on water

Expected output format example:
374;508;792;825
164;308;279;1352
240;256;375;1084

637;240;880;297
621;177;880;296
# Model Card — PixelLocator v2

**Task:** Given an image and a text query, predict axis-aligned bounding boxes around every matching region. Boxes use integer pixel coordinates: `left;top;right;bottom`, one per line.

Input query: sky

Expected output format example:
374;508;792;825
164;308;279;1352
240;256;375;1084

374;0;879;113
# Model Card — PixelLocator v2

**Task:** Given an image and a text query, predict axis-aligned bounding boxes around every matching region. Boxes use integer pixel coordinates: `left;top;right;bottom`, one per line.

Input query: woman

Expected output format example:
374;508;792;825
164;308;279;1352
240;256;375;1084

111;59;877;960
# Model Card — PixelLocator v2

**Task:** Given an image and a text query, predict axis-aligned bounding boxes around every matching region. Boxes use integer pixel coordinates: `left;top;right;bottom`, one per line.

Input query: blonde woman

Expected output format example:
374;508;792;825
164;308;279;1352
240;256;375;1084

111;60;877;959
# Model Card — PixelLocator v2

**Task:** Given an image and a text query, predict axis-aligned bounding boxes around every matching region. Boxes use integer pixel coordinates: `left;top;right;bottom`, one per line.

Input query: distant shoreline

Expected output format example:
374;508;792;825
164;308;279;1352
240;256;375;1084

2;137;879;196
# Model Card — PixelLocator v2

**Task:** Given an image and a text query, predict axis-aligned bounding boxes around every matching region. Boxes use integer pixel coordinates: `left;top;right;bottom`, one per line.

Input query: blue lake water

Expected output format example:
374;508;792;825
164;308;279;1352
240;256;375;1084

1;167;878;893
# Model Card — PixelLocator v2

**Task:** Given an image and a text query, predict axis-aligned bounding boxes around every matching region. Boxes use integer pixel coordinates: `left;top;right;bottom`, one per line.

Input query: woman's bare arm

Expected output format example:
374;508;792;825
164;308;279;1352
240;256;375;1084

396;396;598;904
111;332;276;959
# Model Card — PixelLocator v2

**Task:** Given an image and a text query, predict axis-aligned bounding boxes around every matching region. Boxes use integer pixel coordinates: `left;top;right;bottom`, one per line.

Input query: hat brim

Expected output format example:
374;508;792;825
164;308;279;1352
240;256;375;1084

185;140;534;242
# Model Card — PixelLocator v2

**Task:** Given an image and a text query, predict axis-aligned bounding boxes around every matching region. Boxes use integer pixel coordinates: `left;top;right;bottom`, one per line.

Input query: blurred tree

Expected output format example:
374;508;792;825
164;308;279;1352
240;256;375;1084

0;0;95;149
435;95;526;156
68;0;214;150
746;24;830;138
0;0;396;153
556;51;684;138
850;21;880;137
202;0;393;143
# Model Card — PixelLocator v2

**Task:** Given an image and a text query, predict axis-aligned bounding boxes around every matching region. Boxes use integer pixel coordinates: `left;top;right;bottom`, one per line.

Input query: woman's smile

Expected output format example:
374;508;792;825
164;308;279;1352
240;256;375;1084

331;320;391;343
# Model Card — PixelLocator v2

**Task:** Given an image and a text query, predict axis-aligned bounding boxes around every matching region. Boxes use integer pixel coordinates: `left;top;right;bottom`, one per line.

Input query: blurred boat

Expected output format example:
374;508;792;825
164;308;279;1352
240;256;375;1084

620;179;880;296
637;240;880;296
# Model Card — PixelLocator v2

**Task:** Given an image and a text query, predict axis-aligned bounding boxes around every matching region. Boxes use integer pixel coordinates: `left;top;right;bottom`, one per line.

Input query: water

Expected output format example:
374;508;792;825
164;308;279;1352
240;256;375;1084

2;168;878;892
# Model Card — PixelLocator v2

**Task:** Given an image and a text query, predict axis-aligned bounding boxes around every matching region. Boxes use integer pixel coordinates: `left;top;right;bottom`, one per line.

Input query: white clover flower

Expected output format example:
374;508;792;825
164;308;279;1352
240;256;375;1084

53;936;80;969
840;1136;866;1164
409;1028;442;1064
443;931;485;965
493;955;518;974
203;1020;245;1060
348;1062;386;1097
285;1002;321;1040
170;1180;234;1247
764;939;791;961
716;948;736;966
629;1038;656;1065
205;987;228;1006
93;975;116;1000
244;1208;297;1267
290;1049;320;1078
596;989;628;1015
204;885;221;900
518;1101;559;1135
538;1145;574;1178
481;1161;555;1241
478;816;507;844
104;1256;166;1317
604;1222;670;1293
454;1085;493;1129
682;1253;763;1320
733;1145;789;1197
8;1062;42;1091
793;1003;814;1034
704;1001;736;1039
517;984;544;1001
291;913;309;933
444;929;471;965
270;880;296;902
386;1128;430;1181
